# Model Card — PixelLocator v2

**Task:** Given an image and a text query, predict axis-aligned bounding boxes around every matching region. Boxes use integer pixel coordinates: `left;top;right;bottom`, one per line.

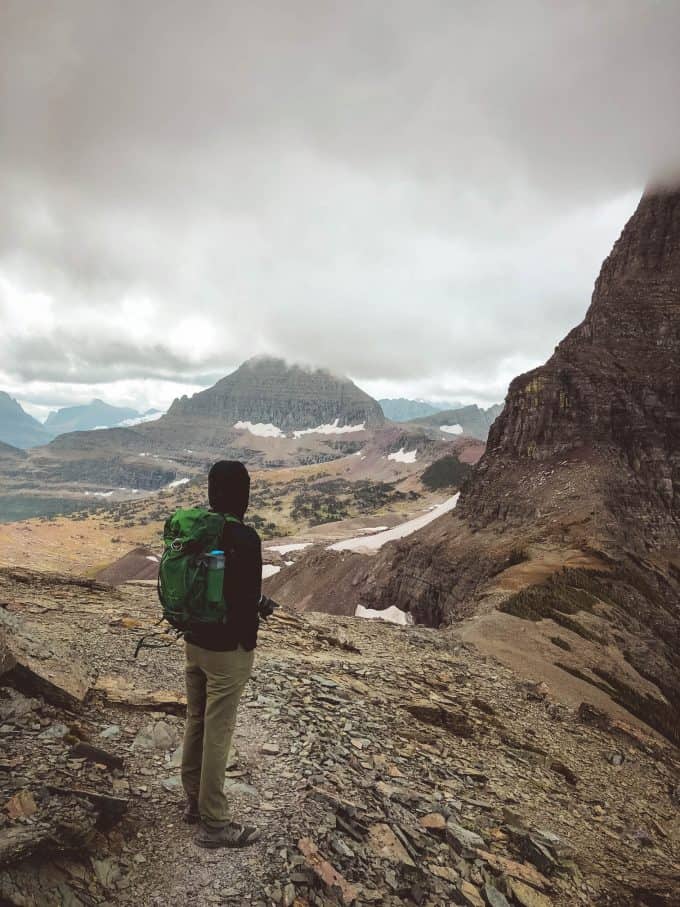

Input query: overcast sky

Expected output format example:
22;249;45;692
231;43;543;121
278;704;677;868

2;1;679;419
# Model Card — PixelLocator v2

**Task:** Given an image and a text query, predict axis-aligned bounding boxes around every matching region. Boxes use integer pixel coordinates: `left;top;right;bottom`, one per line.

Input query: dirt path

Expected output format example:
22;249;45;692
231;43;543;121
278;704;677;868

1;569;679;906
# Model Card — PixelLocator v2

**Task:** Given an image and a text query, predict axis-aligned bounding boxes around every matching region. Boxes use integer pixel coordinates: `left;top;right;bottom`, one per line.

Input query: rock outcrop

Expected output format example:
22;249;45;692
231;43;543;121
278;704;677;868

166;356;385;431
464;188;680;539
278;189;680;750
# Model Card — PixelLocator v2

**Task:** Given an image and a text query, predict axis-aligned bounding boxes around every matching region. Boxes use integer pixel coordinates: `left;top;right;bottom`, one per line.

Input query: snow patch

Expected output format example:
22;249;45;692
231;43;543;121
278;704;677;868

293;418;365;439
387;447;417;464
234;421;285;438
266;543;311;555
440;424;464;435
328;494;460;552
355;605;413;626
146;555;160;563
262;564;281;579
167;478;190;488
84;490;114;498
118;412;163;427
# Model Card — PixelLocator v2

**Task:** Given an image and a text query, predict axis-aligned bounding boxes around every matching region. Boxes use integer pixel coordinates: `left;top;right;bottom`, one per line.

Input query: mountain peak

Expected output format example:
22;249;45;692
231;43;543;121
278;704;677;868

461;187;680;535
167;357;384;431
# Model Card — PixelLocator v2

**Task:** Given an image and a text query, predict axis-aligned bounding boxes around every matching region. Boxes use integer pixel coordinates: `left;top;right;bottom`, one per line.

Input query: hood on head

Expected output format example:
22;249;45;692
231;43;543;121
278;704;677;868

208;460;250;519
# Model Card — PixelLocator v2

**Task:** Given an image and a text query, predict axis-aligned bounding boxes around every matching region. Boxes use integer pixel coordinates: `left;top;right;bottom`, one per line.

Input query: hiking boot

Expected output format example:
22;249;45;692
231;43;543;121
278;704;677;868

194;821;260;849
183;798;200;824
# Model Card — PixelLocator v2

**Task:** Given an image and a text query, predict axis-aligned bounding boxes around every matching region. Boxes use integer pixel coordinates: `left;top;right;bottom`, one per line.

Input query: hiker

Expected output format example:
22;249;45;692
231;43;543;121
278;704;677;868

180;460;262;848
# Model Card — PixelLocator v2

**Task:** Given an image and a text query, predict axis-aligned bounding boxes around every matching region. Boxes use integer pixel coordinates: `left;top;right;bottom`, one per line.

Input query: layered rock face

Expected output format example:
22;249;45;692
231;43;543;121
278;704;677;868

347;189;680;746
166;356;385;431
464;189;680;536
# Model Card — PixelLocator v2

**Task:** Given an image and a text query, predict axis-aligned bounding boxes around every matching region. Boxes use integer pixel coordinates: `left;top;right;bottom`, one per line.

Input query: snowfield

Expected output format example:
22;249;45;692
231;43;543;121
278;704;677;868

232;417;366;439
118;412;163;427
355;604;413;626
167;477;190;488
327;493;460;552
266;543;311;555
440;424;464;435
293;418;366;439
387;447;417;464
233;421;285;438
262;564;282;579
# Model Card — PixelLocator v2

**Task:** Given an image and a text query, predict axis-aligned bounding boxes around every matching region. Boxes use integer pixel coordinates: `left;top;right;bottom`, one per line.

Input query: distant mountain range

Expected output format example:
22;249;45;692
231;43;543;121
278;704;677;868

44;399;142;435
0;395;160;449
0;392;53;449
379;398;464;421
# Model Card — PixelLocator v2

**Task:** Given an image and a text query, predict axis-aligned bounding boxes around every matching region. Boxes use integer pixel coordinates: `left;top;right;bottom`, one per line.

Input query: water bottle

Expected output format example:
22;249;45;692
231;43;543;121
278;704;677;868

205;550;226;603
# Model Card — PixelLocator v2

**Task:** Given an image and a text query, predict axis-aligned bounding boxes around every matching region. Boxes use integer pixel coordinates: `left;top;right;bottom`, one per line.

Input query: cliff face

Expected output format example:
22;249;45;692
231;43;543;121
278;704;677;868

463;189;680;538
166;356;385;431
343;189;680;746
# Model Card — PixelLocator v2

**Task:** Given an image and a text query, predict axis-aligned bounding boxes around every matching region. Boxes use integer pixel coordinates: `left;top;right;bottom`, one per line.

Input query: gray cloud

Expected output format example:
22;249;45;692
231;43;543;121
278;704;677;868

1;1;679;411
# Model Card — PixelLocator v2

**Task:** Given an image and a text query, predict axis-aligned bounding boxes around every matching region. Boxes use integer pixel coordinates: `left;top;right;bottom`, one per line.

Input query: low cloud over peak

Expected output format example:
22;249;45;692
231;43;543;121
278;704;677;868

1;2;679;412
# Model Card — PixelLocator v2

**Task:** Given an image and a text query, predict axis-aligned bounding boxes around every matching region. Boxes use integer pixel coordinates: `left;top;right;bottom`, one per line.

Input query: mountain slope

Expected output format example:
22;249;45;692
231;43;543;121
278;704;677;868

274;188;680;747
373;188;680;740
409;403;503;440
0;393;52;448
166;356;385;431
380;398;470;421
44;399;140;434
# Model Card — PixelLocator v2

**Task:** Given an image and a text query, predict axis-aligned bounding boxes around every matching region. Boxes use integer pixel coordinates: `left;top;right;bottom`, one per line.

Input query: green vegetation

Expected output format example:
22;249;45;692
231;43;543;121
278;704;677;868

290;478;417;526
0;495;95;522
421;454;472;491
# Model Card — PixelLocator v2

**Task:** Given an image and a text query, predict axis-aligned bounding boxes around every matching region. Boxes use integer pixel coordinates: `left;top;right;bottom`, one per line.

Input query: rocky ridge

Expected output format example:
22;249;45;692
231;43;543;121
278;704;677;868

463;188;680;538
267;189;680;755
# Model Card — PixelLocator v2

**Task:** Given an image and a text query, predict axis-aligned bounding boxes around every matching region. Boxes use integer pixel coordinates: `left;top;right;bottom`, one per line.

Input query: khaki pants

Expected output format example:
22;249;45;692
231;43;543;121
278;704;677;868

181;641;254;827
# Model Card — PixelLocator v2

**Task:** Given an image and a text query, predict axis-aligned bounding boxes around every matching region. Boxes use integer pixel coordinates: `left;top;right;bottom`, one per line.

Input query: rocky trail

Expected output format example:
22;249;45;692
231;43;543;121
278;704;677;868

1;568;679;906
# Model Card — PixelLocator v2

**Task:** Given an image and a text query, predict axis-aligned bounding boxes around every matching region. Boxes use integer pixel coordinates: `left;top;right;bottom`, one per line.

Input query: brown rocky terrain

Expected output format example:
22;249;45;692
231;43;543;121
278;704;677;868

1;568;678;906
267;189;680;756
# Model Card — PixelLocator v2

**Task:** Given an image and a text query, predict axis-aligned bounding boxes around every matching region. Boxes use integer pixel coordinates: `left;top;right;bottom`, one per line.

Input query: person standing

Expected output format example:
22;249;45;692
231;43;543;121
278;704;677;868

181;460;262;848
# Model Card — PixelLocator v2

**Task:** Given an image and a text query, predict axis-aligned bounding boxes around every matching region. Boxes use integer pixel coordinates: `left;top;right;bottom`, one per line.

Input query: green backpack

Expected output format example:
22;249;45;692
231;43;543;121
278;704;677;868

157;507;241;632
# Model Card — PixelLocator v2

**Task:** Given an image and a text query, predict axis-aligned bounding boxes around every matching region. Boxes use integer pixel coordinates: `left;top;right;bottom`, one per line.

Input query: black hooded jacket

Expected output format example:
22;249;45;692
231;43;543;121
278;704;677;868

184;461;262;652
